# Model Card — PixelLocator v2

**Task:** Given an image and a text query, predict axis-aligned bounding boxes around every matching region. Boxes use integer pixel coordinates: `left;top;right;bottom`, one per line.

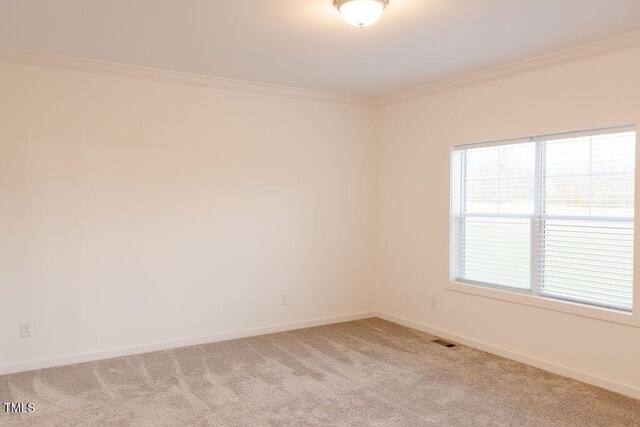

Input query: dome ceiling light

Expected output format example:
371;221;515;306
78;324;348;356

334;0;389;28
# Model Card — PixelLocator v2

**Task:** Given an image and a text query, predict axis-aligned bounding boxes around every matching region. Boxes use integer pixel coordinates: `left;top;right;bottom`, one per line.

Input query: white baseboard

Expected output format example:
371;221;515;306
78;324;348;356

4;310;639;401
0;311;375;376
375;311;640;401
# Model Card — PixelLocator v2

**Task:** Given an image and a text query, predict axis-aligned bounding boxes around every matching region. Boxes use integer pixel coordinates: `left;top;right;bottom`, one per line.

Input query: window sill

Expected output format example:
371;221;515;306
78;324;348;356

447;281;640;328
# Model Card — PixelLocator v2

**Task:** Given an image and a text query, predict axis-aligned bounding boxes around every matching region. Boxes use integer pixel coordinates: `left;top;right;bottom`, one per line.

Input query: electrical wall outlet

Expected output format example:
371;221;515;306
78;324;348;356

20;322;32;338
430;297;437;309
281;294;288;305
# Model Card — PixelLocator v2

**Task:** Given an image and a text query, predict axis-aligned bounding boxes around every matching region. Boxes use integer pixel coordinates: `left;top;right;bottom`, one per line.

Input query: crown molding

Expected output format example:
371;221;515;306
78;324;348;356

380;30;640;107
0;47;377;108
2;30;640;109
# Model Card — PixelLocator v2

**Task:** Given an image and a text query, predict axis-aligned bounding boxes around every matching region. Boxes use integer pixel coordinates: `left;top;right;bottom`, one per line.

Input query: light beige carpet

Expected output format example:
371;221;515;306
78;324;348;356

1;318;639;426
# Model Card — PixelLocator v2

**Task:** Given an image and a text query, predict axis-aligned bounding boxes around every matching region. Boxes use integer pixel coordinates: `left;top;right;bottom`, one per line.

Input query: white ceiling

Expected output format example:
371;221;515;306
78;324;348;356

1;0;640;97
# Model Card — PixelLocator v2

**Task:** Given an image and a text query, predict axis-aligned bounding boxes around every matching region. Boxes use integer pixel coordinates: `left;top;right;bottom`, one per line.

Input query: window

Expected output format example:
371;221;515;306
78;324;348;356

451;126;636;311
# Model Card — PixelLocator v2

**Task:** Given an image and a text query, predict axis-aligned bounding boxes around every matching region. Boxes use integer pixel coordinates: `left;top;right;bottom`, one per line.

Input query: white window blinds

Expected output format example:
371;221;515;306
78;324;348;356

451;126;636;311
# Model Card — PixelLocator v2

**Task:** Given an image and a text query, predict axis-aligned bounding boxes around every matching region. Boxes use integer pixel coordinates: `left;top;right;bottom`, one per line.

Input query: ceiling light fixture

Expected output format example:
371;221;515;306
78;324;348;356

334;0;388;28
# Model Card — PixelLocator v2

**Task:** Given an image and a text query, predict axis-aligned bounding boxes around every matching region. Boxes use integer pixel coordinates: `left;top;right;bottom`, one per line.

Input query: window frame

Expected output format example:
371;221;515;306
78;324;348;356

448;124;640;327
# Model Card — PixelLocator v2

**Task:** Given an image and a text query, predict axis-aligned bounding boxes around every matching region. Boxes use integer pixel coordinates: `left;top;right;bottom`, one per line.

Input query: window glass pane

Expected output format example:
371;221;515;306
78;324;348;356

591;175;634;217
465;142;535;214
591;132;635;174
545;175;591;216
591;131;635;217
462;217;531;289
544;131;635;217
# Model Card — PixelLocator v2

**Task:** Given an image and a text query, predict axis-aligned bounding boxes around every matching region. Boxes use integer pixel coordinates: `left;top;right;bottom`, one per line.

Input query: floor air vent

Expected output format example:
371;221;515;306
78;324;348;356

432;339;456;348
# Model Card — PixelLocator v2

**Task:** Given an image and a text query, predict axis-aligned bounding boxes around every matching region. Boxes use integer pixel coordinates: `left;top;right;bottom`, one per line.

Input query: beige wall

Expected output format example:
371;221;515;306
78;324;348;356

378;48;640;395
0;61;377;368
